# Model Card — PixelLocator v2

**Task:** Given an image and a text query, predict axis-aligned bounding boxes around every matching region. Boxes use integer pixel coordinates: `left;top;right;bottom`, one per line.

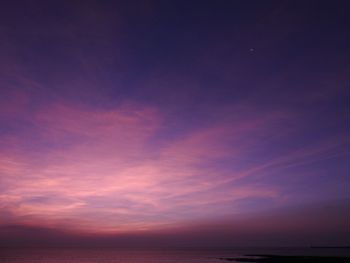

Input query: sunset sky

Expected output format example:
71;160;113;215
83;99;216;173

0;1;350;247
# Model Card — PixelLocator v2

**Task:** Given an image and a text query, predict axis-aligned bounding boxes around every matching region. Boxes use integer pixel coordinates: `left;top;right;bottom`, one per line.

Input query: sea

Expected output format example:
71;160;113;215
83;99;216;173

0;247;350;262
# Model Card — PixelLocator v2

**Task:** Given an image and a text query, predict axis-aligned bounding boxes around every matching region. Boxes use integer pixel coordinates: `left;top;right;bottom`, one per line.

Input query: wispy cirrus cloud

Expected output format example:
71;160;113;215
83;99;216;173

0;99;349;233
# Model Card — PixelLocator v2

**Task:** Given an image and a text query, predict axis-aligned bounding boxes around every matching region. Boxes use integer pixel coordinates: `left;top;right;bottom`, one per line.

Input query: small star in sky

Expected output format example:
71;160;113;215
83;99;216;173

249;48;255;52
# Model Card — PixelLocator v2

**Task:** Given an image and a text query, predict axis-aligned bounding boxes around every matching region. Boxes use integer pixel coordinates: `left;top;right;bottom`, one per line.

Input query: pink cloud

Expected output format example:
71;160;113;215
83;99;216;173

3;101;342;233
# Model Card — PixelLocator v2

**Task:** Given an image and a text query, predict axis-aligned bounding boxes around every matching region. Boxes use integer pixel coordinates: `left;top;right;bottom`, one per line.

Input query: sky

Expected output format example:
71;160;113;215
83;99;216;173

0;0;350;247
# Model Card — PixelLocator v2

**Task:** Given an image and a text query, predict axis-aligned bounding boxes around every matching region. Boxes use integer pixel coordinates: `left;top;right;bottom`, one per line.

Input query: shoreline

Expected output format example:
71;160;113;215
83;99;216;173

220;254;350;262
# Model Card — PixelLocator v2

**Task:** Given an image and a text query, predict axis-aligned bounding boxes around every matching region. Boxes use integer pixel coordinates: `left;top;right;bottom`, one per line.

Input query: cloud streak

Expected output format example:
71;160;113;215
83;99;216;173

0;101;290;232
1;98;348;235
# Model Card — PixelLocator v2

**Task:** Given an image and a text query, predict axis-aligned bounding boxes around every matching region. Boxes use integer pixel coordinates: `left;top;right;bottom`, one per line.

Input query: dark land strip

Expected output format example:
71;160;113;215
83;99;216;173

219;255;350;262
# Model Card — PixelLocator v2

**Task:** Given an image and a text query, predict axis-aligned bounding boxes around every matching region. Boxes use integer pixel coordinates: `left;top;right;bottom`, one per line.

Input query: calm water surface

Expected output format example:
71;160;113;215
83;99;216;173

1;247;350;263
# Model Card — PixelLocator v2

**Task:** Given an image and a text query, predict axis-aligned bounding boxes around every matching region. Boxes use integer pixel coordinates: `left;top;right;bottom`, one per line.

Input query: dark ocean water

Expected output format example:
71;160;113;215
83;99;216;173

1;247;350;262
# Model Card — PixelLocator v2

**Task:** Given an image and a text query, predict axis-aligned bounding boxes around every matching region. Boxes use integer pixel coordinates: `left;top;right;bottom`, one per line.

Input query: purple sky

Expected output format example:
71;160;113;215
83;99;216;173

0;1;350;247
